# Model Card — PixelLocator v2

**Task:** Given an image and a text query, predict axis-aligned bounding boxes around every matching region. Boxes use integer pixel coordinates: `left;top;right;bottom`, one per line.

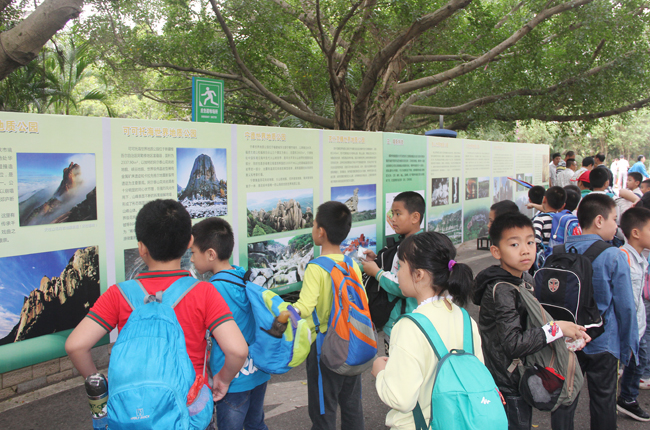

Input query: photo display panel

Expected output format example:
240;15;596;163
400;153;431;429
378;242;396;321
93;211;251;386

109;119;233;284
0;113;108;373
515;143;536;216
322;130;383;265
427;137;463;245
382;133;427;245
236;126;320;295
535;144;550;186
463;140;492;243
491;141;516;206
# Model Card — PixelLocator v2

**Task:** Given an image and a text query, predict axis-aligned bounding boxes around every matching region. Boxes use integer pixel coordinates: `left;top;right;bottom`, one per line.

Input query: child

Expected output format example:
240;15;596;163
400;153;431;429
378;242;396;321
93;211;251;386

533;186;566;249
616;172;644;217
293;201;365;430
617;207;650;421
576;171;592;197
563;187;581;213
473;212;589;430
589;167;614;196
191;217;271;430
372;232;481;429
566;193;639;429
361;191;424;354
488;199;519;229
65;200;248;428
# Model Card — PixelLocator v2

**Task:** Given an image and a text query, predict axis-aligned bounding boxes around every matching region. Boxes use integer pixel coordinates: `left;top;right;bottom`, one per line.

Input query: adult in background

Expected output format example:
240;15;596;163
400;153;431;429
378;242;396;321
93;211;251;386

573;156;595;181
628;155;649;180
610;157;619;188
565;150;576;164
549;152;561;186
556;158;577;188
618;155;630;188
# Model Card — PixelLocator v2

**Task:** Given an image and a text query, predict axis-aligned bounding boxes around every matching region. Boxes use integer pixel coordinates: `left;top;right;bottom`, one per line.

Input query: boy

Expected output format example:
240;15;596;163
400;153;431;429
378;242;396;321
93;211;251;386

488;199;519;229
617;207;650;421
293;201;365;430
473;212;588;430
573;156;595;181
191;217;271;430
576;171;592;197
564;188;581;214
361;191;424;353
533;186;566;249
615;172;643;216
565;193;639;430
65;200;248;428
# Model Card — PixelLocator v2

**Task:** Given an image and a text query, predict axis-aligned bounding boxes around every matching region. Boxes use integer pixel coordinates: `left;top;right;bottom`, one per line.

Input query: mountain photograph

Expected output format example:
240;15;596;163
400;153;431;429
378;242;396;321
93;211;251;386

247;189;313;237
177;148;227;218
18;153;97;226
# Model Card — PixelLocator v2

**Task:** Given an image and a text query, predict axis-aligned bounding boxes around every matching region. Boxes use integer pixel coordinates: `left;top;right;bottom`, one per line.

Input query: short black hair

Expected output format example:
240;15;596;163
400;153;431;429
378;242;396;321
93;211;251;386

393;191;425;224
628;172;643;185
135;199;192;262
582;156;595;167
589;168;609;189
564;184;581;195
192;217;234;261
552;152;561;159
564;189;581;212
315;201;352;245
545;186;566;211
576;193;616;229
489;212;534;247
490;200;519;219
566;158;577;169
639;155;646;161
565;151;575;158
595;153;606;163
642;179;650;188
528;186;545;205
620;207;650;240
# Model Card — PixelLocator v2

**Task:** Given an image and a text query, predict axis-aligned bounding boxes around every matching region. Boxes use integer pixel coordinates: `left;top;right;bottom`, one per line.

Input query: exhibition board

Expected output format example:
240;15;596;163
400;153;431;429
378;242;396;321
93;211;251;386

0;112;549;372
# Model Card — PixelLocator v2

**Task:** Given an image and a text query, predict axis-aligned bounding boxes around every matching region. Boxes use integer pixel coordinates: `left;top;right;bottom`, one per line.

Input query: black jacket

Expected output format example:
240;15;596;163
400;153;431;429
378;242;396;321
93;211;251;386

472;265;547;395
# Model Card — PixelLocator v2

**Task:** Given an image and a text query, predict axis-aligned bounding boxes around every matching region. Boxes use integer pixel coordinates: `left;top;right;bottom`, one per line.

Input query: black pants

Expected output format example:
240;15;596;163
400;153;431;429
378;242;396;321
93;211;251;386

504;393;580;430
576;350;618;430
306;341;364;430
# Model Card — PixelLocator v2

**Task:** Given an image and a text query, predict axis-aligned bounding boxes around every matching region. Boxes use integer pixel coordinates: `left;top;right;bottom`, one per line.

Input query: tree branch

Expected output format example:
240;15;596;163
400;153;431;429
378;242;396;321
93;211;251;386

494;1;524;30
396;0;595;95
0;0;13;14
209;0;334;128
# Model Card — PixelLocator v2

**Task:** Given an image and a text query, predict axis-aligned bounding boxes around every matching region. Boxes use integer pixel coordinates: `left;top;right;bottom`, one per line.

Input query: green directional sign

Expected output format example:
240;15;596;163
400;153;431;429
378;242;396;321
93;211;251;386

192;77;224;123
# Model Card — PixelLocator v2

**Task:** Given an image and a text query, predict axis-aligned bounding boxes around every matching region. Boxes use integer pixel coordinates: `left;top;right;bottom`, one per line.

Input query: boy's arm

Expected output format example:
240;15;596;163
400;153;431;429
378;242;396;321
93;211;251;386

292;265;321;317
378;271;405;298
65;318;109;378
611;252;640;364
211;320;248;401
532;215;545;244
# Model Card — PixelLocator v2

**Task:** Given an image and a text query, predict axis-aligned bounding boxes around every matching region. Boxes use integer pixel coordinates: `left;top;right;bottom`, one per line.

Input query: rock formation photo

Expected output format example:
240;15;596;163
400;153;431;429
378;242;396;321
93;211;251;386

177;148;227;218
247;189;314;237
247;234;314;291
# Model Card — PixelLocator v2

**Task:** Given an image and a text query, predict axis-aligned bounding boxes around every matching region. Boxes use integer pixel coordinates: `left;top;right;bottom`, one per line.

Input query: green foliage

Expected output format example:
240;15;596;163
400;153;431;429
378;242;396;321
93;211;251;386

288;234;313;251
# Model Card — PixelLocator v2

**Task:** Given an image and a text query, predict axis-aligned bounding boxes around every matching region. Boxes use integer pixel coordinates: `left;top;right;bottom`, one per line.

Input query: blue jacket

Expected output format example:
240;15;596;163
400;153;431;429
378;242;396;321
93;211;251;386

564;235;639;363
628;161;649;178
209;266;270;393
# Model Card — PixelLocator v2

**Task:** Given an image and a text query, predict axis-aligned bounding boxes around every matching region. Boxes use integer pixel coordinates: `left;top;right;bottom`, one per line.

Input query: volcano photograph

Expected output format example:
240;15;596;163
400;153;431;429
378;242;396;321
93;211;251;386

17;153;97;227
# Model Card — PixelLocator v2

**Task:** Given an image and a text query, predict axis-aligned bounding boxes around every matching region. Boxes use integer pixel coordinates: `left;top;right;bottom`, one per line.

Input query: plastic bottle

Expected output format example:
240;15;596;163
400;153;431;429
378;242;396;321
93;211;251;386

85;373;109;430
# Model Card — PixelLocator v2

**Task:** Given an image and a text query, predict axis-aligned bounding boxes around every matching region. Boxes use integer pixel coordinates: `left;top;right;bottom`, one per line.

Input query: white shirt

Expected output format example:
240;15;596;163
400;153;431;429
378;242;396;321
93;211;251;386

555;168;575;188
620;243;647;339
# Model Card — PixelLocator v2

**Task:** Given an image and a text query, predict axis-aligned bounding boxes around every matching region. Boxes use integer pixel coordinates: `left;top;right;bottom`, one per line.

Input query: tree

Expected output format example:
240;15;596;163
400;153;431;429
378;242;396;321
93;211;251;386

80;0;650;131
0;0;83;81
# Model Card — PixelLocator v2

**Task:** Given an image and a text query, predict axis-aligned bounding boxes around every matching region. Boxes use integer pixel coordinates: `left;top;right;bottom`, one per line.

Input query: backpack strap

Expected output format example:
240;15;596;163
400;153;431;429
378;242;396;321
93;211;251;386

161;277;202;308
462;308;473;355
115;280;149;311
115;277;200;310
210;271;247;288
580;240;613;263
620;248;632;266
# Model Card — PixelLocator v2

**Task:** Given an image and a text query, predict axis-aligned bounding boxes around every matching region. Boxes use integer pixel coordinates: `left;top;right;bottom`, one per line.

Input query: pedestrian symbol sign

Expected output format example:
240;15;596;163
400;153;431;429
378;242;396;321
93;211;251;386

192;77;224;123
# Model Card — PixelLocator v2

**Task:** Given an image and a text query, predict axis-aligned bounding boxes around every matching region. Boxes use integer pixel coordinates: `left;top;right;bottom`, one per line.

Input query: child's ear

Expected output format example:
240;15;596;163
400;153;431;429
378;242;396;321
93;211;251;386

187;235;195;249
490;245;501;260
411;211;421;225
137;241;149;259
207;248;218;261
632;228;642;240
593;214;604;229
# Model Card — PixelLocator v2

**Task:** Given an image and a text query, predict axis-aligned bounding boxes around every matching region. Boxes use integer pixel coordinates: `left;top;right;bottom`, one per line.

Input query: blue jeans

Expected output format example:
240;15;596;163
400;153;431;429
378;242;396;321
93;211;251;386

215;382;269;430
640;299;650;378
620;335;648;402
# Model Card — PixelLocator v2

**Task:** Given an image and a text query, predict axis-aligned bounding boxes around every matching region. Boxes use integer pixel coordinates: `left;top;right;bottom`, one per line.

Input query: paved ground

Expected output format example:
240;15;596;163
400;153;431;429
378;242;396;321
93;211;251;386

1;244;649;429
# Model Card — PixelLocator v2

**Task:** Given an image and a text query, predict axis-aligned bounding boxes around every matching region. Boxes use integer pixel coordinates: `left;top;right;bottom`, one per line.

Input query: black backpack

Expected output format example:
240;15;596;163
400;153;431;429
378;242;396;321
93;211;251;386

362;239;405;331
533;242;610;340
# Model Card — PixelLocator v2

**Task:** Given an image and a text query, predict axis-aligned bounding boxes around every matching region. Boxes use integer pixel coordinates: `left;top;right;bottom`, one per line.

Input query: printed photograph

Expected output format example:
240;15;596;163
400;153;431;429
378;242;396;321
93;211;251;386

463;201;490;242
428;207;462;245
525;174;533;186
340;224;377;265
177;148;227;218
248;233;314;290
492;176;513;204
18;153;97;227
465;178;477;200
478;177;490;199
451;177;460;204
431;178;449;206
0;246;99;345
247;188;314;237
331;184;376;222
542;154;550;183
124;248;210;282
385;190;425;236
516;173;526;192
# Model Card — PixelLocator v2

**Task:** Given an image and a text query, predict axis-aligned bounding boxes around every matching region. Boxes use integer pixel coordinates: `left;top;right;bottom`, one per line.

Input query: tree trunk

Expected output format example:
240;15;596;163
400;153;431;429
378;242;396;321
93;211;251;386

330;76;353;130
0;0;83;81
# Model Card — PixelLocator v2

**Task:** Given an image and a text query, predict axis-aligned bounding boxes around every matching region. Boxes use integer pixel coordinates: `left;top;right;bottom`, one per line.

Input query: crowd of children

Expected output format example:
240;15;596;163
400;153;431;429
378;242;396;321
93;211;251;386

63;158;650;430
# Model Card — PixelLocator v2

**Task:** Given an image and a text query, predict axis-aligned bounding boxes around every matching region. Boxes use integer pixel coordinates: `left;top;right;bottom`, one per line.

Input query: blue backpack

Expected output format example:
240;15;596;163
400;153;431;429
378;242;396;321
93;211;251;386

209;270;311;375
107;278;213;430
401;310;507;430
547;210;581;255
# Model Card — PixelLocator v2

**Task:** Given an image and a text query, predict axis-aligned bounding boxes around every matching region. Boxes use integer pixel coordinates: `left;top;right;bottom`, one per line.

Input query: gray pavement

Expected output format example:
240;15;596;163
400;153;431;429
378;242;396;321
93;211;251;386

1;245;649;429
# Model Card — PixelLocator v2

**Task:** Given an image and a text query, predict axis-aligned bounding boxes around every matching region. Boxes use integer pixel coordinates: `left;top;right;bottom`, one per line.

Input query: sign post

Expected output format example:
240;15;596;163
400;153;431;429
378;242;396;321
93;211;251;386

192;77;224;123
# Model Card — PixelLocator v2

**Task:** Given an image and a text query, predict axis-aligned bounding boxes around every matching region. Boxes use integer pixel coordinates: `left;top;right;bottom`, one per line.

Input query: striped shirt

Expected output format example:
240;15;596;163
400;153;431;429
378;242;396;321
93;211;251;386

533;213;554;246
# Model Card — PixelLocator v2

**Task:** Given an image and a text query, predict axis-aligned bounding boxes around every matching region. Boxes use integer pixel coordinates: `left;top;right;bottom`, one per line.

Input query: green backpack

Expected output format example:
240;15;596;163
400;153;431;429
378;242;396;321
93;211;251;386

401;309;507;430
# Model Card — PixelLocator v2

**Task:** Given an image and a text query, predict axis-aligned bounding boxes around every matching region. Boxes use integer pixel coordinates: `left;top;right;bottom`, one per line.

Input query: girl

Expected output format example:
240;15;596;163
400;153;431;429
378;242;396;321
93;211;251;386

372;231;480;429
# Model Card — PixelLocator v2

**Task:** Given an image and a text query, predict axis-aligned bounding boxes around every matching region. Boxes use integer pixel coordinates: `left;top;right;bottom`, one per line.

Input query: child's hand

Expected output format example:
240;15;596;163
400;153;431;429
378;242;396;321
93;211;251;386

363;249;377;261
371;356;388;377
556;321;588;342
212;373;231;402
361;259;380;277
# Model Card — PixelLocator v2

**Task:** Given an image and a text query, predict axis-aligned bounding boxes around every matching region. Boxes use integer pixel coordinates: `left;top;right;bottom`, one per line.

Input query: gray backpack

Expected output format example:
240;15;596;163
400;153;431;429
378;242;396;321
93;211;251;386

494;281;584;412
